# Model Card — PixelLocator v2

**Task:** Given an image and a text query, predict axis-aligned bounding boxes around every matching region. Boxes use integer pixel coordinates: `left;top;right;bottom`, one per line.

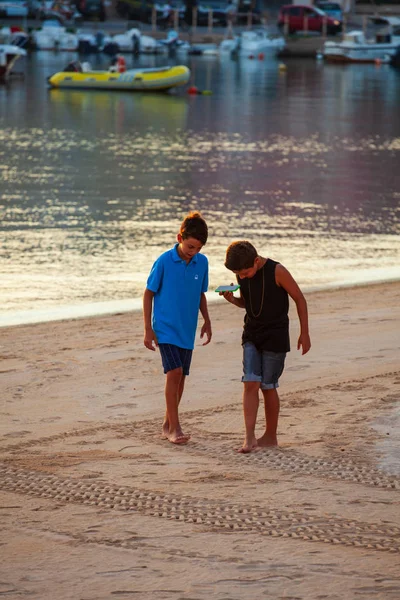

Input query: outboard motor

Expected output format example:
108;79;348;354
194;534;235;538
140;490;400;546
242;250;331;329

132;33;140;55
78;39;92;53
103;41;119;56
95;31;104;51
63;61;82;72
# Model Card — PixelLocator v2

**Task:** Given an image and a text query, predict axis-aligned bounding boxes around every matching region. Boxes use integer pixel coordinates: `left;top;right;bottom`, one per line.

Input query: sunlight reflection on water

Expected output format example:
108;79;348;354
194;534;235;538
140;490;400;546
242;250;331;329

0;54;399;323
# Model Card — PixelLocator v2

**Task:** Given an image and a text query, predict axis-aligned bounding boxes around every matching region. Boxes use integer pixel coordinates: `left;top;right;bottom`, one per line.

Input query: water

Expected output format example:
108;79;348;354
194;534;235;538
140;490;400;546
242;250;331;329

1;50;399;326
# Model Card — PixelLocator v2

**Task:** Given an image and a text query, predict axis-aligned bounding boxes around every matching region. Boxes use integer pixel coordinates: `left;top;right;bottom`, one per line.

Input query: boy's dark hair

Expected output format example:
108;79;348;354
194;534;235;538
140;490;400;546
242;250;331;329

225;241;258;271
180;211;208;245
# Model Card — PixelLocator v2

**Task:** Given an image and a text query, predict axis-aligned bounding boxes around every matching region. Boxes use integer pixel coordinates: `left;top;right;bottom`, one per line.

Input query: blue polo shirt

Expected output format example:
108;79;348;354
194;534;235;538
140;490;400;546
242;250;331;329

146;244;209;350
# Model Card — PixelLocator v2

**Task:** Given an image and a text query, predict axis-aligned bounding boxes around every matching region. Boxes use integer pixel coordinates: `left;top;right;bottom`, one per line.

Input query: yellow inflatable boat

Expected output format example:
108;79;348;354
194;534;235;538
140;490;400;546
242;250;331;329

48;64;190;92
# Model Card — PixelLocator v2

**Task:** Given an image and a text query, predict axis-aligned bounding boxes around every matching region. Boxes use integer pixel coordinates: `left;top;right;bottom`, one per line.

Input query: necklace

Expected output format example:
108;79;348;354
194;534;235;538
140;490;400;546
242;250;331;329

248;266;265;318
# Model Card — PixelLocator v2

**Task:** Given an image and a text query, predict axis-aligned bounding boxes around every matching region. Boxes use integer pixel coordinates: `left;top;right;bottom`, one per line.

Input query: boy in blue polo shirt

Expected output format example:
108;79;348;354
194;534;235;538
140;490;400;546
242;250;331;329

143;212;212;445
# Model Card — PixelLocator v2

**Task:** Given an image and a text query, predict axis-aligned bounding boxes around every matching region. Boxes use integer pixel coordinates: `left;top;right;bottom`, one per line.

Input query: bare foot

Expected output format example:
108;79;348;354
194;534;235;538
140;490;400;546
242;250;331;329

169;433;190;445
168;426;190;445
257;433;278;447
238;437;258;454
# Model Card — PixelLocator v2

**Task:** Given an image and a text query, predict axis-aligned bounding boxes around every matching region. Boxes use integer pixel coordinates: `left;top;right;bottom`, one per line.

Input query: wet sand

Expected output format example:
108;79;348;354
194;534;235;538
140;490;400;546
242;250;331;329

1;281;400;599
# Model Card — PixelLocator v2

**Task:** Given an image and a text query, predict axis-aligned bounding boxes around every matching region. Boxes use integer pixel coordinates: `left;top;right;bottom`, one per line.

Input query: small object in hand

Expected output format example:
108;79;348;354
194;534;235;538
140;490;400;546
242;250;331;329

215;284;240;293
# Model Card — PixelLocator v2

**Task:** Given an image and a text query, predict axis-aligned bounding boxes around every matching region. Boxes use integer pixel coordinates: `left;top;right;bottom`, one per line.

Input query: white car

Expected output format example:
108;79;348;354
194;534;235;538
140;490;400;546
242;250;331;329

0;0;29;17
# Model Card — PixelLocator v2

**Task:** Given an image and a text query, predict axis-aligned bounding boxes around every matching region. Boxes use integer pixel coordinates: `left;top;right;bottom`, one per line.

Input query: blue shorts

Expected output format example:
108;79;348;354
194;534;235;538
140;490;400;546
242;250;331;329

242;342;286;390
158;344;193;376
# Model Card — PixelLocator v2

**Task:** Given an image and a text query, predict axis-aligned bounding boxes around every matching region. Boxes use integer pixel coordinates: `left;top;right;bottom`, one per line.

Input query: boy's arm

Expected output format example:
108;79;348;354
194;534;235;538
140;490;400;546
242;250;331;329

143;288;158;351
199;292;212;345
276;264;311;355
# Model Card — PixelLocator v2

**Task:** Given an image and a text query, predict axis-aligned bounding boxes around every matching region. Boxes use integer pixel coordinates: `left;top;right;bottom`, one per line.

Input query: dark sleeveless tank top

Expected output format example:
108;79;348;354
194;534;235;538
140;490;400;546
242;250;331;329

238;258;290;353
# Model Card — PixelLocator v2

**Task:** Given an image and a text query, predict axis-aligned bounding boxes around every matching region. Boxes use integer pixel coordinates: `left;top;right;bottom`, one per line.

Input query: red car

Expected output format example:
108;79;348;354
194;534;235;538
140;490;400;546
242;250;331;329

278;4;342;35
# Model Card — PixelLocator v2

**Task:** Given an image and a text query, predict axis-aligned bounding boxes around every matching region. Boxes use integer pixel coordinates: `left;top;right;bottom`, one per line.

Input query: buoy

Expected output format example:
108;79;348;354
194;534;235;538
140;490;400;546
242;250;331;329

117;55;126;73
187;85;200;95
258;52;264;60
278;63;287;71
248;54;255;59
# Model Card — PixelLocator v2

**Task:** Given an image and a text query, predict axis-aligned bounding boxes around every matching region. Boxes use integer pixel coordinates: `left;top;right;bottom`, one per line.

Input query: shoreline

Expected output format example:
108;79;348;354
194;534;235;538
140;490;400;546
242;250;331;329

1;274;399;329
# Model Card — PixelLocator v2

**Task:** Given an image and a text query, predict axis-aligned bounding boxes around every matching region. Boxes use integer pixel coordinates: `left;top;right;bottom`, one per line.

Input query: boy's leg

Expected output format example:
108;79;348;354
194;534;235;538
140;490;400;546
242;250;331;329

162;374;186;438
240;342;262;453
239;381;260;453
258;388;280;447
257;351;285;447
165;367;189;444
159;344;193;444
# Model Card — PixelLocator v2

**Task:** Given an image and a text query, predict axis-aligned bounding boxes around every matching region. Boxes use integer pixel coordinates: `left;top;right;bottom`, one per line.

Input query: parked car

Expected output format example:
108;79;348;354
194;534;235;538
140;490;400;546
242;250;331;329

75;0;105;20
115;0;177;22
37;1;77;20
314;1;343;22
0;0;29;17
26;0;48;17
40;10;67;23
196;0;262;27
196;1;230;26
278;4;342;35
115;0;146;20
115;0;176;22
235;0;262;25
115;0;244;26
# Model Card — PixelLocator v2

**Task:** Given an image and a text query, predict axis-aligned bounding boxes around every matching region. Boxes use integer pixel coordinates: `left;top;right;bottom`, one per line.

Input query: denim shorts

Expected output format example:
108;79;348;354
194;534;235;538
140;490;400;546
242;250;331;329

158;343;193;376
242;342;286;390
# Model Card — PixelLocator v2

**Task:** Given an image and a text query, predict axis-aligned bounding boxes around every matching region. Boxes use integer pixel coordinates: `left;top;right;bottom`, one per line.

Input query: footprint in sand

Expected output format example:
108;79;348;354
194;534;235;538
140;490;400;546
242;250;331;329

106;403;137;409
2;430;32;438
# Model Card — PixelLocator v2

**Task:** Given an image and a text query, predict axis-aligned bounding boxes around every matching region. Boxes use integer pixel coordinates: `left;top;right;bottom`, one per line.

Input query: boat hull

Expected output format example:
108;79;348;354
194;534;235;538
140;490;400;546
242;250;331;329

48;65;190;91
324;42;400;63
240;39;286;56
0;45;26;83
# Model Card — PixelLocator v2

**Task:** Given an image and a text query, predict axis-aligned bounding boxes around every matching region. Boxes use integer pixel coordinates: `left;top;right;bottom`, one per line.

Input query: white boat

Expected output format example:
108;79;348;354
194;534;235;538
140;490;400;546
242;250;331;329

32;20;79;51
140;34;168;55
0;44;26;83
323;16;400;63
103;28;167;55
107;28;141;53
0;26;12;43
177;42;219;55
219;38;240;53
175;31;284;57
0;26;28;48
238;29;286;56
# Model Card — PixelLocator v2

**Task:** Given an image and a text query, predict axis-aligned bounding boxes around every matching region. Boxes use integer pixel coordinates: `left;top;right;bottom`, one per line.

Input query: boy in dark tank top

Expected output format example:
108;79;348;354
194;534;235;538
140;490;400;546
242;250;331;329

221;241;311;453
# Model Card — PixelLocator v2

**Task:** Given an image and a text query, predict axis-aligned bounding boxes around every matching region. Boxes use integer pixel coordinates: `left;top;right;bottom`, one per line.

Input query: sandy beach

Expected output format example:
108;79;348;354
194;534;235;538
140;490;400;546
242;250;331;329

1;281;399;599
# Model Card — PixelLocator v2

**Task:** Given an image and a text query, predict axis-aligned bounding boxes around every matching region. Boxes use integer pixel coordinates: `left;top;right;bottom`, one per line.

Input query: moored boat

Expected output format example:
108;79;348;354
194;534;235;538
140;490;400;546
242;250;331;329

47;62;191;91
102;28;167;55
0;44;26;83
239;29;286;56
323;16;400;63
389;45;400;67
31;20;79;51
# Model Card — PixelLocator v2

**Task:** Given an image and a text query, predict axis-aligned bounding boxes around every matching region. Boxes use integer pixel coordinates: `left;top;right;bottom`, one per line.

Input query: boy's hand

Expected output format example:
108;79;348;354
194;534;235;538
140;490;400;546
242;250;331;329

297;332;311;355
200;320;212;345
220;283;236;304
144;328;158;351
